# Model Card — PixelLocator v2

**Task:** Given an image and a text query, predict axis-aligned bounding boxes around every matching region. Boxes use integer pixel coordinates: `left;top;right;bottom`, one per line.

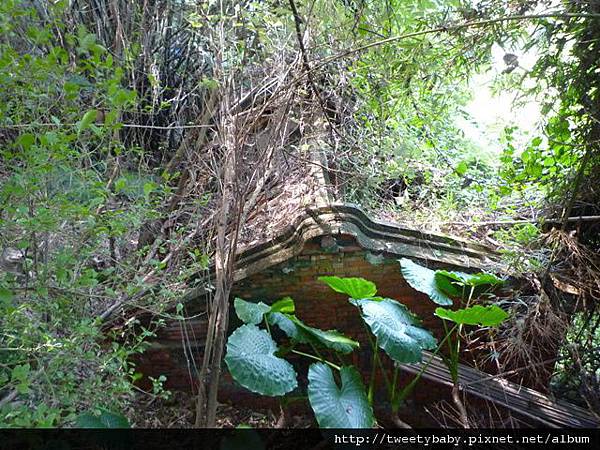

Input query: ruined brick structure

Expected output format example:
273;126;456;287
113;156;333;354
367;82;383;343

135;203;598;427
137;203;494;389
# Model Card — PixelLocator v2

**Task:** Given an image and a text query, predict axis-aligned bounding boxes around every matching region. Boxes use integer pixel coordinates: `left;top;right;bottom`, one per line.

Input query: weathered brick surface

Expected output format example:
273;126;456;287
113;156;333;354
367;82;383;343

136;234;457;392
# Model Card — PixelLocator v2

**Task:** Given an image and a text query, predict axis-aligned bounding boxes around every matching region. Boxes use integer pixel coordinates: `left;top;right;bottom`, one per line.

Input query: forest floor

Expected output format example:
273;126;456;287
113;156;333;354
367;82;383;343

129;392;314;428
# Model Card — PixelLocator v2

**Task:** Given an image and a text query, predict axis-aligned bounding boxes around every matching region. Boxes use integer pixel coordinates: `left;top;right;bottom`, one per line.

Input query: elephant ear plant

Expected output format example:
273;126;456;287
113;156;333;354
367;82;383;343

224;277;437;428
224;260;507;429
400;258;508;428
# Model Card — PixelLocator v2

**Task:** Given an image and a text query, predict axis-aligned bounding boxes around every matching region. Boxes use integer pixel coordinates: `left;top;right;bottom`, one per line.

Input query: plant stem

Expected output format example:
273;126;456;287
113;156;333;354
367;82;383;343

361;321;392;396
394;324;458;410
309;342;324;360
291;349;340;371
390;366;399;403
368;336;378;404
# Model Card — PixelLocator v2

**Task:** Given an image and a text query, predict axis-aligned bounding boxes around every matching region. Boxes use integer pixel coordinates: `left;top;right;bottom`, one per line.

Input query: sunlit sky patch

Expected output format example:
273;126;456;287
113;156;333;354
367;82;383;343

457;43;542;156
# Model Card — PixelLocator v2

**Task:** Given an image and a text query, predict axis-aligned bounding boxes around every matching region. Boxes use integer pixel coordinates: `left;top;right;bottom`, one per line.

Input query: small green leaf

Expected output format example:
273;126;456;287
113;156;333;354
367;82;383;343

435;305;508;327
307;363;374;428
455;161;469;176
77;109;98;133
143;182;156;200
318;276;377;299
11;364;30;383
289;316;359;354
399;258;453;305
225;325;297;396
114;178;127;192
234;298;271;325
270;297;295;314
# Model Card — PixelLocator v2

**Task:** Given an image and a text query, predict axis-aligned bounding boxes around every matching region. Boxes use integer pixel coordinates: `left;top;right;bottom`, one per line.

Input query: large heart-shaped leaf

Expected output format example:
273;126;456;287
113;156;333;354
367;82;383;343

75;409;130;428
224;324;297;396
433;270;467;297
268;313;359;354
233;298;271;325
435;270;504;299
319;276;377;299
399;258;453;305
307;363;374;428
352;298;437;363
435;305;508;327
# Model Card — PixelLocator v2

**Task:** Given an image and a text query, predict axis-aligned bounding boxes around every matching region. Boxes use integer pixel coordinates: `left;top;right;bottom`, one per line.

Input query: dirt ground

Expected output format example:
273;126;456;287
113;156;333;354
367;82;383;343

129;391;314;428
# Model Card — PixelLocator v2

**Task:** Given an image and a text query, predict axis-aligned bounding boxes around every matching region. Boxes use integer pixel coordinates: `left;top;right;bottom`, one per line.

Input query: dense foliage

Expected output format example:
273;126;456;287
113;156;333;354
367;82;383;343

225;264;505;428
0;1;175;426
1;0;599;428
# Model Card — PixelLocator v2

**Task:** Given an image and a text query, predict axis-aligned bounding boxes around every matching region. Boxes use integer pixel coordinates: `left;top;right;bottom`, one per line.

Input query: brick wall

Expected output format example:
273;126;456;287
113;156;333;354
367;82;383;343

135;234;555;425
136;234;463;391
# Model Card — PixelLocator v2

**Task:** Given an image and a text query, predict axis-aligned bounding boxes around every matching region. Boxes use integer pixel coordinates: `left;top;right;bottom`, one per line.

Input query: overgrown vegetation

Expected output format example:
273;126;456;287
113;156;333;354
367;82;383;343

225;262;506;428
1;0;599;428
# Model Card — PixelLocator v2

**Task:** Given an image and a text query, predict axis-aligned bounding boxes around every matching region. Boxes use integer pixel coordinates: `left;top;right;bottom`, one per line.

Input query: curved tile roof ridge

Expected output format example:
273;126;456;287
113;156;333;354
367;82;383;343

233;202;501;282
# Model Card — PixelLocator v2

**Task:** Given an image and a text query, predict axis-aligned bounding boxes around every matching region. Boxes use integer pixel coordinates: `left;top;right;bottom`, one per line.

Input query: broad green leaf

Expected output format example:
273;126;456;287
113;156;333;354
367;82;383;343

399;258;453;305
97;409;130;428
16;133;35;150
267;312;305;341
75;409;129;428
352;298;436;363
318;276;377;299
435;305;508;327
234;298;270;325
435;270;504;299
76;413;106;428
289;316;359;354
433;271;464;297
77;109;98;133
224;325;297;396
268;313;359;354
307;363;374;428
269;296;295;314
464;273;504;287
